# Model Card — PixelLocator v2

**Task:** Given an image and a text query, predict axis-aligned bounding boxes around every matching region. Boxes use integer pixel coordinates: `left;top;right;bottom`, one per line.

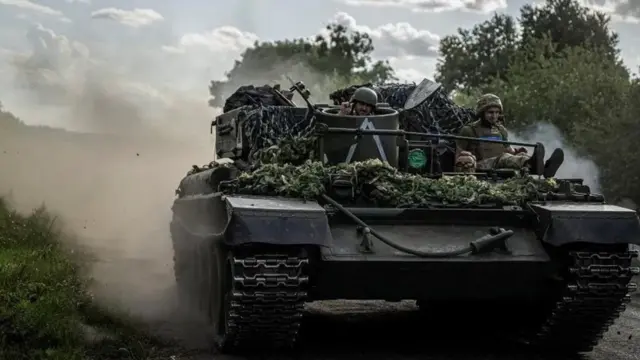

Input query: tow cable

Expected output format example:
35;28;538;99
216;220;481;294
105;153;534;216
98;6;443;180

321;194;514;258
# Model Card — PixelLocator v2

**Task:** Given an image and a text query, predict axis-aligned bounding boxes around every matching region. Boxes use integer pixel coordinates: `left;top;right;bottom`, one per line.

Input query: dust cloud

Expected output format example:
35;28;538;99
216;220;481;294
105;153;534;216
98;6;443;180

0;29;346;348
0;32;216;333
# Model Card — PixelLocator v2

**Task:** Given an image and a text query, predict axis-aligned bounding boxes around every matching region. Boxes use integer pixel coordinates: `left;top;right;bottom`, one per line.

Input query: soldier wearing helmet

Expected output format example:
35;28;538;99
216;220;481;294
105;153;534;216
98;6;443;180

338;87;379;116
455;93;564;178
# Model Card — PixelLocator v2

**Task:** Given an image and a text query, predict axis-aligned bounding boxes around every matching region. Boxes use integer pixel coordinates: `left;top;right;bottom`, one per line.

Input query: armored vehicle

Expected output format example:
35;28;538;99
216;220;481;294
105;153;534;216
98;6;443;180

171;79;640;354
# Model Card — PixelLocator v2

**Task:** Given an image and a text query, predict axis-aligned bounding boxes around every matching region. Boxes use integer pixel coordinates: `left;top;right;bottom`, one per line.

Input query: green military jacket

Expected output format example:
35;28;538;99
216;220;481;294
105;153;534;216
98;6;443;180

456;120;509;160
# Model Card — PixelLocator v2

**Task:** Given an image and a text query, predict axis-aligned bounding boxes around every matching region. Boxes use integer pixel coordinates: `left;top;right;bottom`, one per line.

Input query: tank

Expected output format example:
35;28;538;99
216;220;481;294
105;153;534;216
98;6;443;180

170;80;640;355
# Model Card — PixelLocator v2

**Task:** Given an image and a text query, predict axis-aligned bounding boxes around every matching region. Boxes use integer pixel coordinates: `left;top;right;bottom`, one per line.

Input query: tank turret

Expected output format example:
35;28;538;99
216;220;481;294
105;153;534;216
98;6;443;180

315;105;400;167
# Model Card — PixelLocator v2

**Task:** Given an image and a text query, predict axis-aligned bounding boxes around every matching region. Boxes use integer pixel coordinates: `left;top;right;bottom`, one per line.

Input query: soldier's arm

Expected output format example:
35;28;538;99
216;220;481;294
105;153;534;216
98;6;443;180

338;102;350;115
500;126;516;154
455;126;473;156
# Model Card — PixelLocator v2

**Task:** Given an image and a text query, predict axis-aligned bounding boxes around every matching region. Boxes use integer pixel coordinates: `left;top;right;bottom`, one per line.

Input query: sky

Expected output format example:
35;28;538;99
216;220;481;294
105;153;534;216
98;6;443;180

0;0;639;131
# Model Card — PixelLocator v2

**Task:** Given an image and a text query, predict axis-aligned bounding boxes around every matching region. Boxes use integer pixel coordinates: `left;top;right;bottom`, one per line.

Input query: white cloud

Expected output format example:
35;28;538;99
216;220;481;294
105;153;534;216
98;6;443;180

91;8;164;28
0;0;64;16
12;23;91;102
160;25;260;85
3;23;212;136
387;55;436;81
335;0;507;14
325;12;440;58
162;26;259;54
578;0;640;23
160;11;438;86
15;11;71;23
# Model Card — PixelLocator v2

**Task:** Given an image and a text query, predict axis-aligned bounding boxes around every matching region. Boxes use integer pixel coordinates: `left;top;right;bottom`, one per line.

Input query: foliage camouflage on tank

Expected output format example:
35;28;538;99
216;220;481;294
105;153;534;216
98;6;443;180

216;132;561;206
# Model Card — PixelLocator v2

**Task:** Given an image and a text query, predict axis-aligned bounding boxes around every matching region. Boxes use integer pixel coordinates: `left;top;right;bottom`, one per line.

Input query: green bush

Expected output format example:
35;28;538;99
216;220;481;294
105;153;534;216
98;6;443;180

0;198;176;360
0;198;87;359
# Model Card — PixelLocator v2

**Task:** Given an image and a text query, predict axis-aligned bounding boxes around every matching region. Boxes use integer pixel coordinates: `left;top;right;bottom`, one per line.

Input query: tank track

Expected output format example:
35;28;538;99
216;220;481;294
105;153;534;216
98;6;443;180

531;248;640;352
222;251;310;352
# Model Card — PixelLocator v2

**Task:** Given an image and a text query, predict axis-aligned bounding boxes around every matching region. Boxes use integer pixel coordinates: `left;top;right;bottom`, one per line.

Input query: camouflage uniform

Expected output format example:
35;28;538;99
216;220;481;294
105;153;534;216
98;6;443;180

455;94;531;171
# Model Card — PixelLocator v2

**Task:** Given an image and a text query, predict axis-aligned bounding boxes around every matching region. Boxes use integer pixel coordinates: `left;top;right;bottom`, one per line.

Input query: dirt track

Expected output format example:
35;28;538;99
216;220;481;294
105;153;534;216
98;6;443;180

89;237;640;360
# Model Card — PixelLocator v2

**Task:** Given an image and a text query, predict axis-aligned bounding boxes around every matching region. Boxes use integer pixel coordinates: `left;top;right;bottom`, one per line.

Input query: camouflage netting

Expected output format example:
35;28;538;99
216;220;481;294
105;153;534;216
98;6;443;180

225;81;478;164
211;82;560;207
233;105;316;163
328;82;476;136
218;84;295;113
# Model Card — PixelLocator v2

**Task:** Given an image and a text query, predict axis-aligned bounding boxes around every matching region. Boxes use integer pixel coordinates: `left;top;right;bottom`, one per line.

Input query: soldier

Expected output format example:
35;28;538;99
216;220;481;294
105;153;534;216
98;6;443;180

338;87;378;116
455;151;477;173
455;93;564;178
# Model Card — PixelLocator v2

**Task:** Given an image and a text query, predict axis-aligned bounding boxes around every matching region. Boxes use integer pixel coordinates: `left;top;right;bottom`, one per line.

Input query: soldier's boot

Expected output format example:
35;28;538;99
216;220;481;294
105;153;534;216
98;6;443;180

542;148;564;178
523;146;545;175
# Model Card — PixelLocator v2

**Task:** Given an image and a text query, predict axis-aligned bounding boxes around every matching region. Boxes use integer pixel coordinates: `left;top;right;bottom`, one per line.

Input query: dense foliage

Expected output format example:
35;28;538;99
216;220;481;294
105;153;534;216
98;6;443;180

220;155;560;207
433;0;638;203
435;0;624;93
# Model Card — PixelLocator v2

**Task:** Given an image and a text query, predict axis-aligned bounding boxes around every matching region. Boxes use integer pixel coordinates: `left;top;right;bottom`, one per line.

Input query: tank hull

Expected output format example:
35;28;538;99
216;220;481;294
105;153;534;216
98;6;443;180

173;192;638;301
312;222;552;301
170;169;640;355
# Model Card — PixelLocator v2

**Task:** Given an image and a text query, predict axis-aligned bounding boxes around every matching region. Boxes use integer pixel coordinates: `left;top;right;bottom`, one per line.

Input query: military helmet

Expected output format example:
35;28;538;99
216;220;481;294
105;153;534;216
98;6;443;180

350;87;379;107
475;93;503;117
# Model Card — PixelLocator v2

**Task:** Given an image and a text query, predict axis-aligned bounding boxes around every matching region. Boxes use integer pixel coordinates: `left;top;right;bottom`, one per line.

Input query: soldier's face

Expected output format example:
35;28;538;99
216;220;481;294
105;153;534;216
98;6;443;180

354;102;373;115
483;106;502;125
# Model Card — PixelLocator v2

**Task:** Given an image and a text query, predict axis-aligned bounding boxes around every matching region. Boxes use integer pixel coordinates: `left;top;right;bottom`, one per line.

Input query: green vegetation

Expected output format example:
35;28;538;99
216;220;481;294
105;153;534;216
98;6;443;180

223;158;560;206
207;22;397;107
435;0;639;204
1;0;639;355
435;0;623;93
0;198;181;360
209;0;640;207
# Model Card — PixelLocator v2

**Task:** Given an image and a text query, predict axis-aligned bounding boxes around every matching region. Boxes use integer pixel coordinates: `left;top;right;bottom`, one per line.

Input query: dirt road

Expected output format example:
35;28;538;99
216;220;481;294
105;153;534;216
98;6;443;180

88;240;640;360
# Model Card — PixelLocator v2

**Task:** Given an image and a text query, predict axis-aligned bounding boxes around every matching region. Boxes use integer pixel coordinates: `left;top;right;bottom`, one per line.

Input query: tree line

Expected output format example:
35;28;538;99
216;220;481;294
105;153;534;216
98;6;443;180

1;0;636;204
208;0;640;206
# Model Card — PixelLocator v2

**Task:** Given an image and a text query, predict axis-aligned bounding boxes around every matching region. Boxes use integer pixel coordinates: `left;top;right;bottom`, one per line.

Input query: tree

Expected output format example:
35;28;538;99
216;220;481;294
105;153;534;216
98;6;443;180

435;13;519;93
0;101;24;130
208;23;395;108
435;0;621;93
483;37;638;202
518;0;620;60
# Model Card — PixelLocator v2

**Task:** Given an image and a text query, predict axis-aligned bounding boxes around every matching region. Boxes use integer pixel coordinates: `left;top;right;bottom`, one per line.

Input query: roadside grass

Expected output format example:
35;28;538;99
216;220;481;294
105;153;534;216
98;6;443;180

0;197;186;360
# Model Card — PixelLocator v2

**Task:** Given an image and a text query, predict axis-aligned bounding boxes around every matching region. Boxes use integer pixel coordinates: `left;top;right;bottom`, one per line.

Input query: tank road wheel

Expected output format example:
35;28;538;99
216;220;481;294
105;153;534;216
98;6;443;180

211;246;310;354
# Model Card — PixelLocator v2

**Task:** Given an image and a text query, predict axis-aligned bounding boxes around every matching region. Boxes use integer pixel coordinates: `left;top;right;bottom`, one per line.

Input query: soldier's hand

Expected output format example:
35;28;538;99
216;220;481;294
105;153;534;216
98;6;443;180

515;147;528;154
339;102;350;115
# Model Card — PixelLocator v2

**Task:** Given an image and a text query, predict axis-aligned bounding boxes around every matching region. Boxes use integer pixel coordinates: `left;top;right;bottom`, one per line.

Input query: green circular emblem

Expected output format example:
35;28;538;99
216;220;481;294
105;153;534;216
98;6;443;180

408;149;427;169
